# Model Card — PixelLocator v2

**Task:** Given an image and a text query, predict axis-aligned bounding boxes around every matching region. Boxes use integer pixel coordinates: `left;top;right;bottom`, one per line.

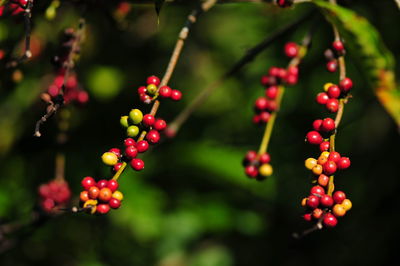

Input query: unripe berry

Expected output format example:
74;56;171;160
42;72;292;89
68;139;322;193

171;90;182;101
109;198;121;209
259;153;271;164
88;186;100;199
80;191;89;202
96;204;110;214
284;42;299;58
147;75;160;86
326;98;339;113
159;86;172;98
142;114;155;127
154;119;167;131
327;85;341;98
316;92;330;105
124;138;136;147
81;176;96;190
97;180;108;189
320;195;334;207
107;180;119;192
312;164;323;175
112;191;124;201
339;77;353;93
259;164;273;177
120;116;129;128
341;199;352;211
146;84;157;94
99;188;113;202
317;155;328;166
136;140;149;153
306;131;323;145
318;174;330;187
332;204;346;217
127;125;139;137
326;60;337;72
333;191;346;204
129;109;143;124
131;158;145;171
245;165;258;178
323;213;338;228
146;130;160;144
125;145;138;158
306;195;320;209
323;160;337;175
305;158;318;170
321;118;335;132
310;185;325;196
337;157;351;170
102;152;119;166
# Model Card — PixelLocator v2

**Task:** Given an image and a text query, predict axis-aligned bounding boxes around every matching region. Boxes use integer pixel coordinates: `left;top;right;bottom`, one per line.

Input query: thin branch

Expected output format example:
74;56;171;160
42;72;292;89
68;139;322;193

166;11;315;136
395;0;400;9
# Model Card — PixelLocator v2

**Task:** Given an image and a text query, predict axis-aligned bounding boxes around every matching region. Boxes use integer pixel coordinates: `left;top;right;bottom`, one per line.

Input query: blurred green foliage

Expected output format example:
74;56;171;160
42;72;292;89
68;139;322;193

0;0;399;265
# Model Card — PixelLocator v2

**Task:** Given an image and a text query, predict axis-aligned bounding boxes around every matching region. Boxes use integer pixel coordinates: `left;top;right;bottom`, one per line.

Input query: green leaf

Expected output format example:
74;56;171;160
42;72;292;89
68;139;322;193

312;0;400;127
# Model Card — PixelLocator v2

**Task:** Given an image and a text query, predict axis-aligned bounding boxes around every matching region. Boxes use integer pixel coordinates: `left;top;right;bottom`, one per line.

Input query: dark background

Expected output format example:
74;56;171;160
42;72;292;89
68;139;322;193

0;0;399;265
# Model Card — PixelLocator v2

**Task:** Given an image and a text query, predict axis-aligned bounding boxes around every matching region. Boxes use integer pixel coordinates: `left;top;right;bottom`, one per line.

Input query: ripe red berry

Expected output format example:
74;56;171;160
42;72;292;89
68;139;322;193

97;180;108;189
88;186;100;199
259;111;271;123
81;177;96;190
138;86;147;95
287;66;299;76
320;195;334;207
303;213;312;222
252;114;261;124
109;198;121;209
319;141;330;152
154;119;167;131
310;185;325;196
245;165;258;178
326;60;337;72
285;74;298;85
306;195;320;209
146;130;160;144
313;208;323;219
321;118;335;132
142;114;155;127
245;150;257;163
109;148;121;158
284;42;299;58
147;75;160;86
269;67;280;77
159;86;172;98
318;174;330;187
136;140;149;153
333;191;346;204
337;157;351;170
259;153;271;164
96;204;110;214
131;158;145;171
327;85;341;98
124;138;136;147
312;119;323;131
323;160;337;175
316;92;330;105
339;77;353;93
326;98;339;113
113;162;123;172
332;40;345;53
323;213;338;228
277;68;287;80
140;94;152;104
260;75;269;86
254;97;268;111
306;131;323;145
171;90;182;101
265;86;278;99
328;151;341;163
125;145;138;158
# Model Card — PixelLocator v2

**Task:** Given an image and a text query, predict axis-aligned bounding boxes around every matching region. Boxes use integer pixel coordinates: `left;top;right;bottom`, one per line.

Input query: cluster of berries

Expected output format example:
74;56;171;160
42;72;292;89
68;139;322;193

38;179;71;213
79;76;178;214
325;40;346;73
79;177;123;214
0;0;30;16
315;79;352;113
242;151;272;181
138;75;182;104
46;74;88;104
301;185;352;228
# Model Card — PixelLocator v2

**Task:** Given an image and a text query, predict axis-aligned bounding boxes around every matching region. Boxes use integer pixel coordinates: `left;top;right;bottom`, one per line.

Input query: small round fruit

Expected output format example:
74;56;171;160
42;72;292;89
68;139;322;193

126;125;139;137
319;141;330;152
326;99;339;113
323;160;337;175
301;198;307;207
333;191;346;204
138;86;146;95
265;86;278;99
129;109;143;124
107;180;119;192
113;162;123;172
306;195;320;209
109;198;121;209
284;42;299;58
341;199;352;211
146;130;160;144
120;116;129;128
327;85;341;99
303;213;312;222
312;119;323;131
80;191;89;202
96;204;110;214
339;77;353;93
97;180;108;189
102;152;119;166
337;157;351;170
316;92;329;105
99;188;113;202
259;153;271;164
142;114;155;127
320;195;334;207
310;185;325;196
136;140;149;153
255;97;268;111
318;174;330;187
259;164;273;177
171;90;182;101
88;186;100;199
245;165;258;178
112;191;124;201
125;145;138;158
321;118;336;132
323;213;338;228
306;131;323;145
146;84;157;94
244;150;257;163
332;40;345;53
313;208;323;219
124;138;136;147
328;151;341;163
154;119;167;131
131;158;145;171
312;164;323;175
81;176;96;190
159;86;172;98
326;60;337;72
109;148;121;158
147;75;160;86
332;204;346;217
305;158;318;170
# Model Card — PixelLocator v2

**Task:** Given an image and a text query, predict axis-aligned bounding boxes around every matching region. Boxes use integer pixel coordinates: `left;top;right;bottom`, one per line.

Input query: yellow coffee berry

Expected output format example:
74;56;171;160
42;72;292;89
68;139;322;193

332;204;346;217
84;199;98;214
259;164;273;177
301;198;307;207
320;151;330;159
341;199;352;211
102;152;119;166
324;83;334;92
305;158;318;170
312;164;323;175
112;190;124;201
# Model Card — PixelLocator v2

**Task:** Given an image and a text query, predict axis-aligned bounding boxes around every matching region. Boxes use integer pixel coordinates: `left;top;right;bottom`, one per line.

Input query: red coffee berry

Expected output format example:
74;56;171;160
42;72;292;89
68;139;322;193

138;86;147;95
245;150;258;163
136;140;149;153
97;180;108;189
269;67;280;77
326;60;337;72
131;158;145;171
255;97;268;111
332;40;345;53
125;145;138;158
96;204;110;214
321;118;335;132
303;213;312;222
81;176;96;190
159;86;172;98
80;191;89;202
312;119;323;131
316;92;330;105
109;148;121;158
107;180;118;192
287;66;299;76
88;186;100;199
245;165;258;178
265;86;278;99
154;119;167;131
147;75;160;86
328;151;341;163
259;153;271;164
171;90;182;101
113;162;123;172
260;75;269;86
146;129;160;144
109;198;121;209
319;141;330;152
318;174;330;187
326;98;339;113
124;138;136;147
285;74;298;85
337;157;351;170
306;131;323;145
259;111;271;123
252;114;261;124
323;213;338;228
310;185;325;196
320;195;334;207
142;114;155;127
277;68;287;80
140;94;152;104
313;208;323;219
333;191;346;204
306;195;320;209
284;42;299;58
323;160;337;175
339;77;353;93
327;85;341;98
